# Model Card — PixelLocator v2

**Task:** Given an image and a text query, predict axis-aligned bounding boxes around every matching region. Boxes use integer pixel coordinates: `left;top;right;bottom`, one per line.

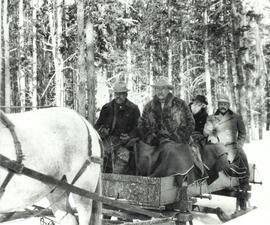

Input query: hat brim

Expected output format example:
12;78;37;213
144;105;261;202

217;99;230;103
113;88;130;93
192;99;208;105
151;84;174;90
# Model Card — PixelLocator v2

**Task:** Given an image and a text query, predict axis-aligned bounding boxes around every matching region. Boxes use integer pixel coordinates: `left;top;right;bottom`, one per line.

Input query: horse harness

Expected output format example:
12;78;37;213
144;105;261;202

0;111;103;199
0;111;24;198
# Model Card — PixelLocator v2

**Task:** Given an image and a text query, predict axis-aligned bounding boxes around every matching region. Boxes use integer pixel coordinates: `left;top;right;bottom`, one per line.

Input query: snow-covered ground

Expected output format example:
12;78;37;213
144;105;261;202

193;131;270;225
2;132;270;225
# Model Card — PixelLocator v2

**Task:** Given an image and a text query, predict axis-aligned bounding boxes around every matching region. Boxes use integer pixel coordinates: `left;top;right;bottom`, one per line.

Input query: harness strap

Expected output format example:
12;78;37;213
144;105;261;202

67;115;103;187
0;111;24;197
70;156;102;186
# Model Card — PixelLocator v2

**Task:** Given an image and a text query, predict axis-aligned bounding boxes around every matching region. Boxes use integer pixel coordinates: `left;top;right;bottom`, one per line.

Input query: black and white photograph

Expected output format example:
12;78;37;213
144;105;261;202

0;0;269;224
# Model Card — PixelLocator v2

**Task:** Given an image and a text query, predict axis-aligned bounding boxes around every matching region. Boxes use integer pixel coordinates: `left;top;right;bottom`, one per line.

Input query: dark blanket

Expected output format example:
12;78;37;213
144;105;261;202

135;140;204;182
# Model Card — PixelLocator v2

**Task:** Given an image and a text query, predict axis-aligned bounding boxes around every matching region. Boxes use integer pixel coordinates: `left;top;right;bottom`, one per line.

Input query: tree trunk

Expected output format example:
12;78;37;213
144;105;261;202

266;67;270;130
178;42;185;99
167;0;172;83
0;0;2;106
242;11;252;142
149;44;154;86
49;0;64;107
31;0;38;109
204;4;213;113
3;0;10;113
225;37;237;110
85;20;96;124
55;0;64;107
76;0;86;116
19;0;26;112
126;38;132;90
231;0;247;133
254;18;266;140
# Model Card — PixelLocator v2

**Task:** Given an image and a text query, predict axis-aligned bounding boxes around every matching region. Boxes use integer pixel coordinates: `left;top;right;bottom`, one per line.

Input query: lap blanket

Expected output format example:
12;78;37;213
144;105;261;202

135;140;204;180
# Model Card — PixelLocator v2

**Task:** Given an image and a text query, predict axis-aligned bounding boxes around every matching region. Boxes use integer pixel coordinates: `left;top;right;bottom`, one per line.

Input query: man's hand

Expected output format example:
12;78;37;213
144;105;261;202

99;127;110;139
120;133;130;143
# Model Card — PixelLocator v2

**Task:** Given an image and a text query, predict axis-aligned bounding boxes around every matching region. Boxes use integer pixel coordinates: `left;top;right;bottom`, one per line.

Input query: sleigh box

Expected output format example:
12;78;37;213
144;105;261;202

102;164;256;209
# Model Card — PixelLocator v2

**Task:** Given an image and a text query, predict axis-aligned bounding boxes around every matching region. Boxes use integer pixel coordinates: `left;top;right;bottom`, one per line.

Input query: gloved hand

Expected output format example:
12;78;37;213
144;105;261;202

120;133;130;144
99;127;110;139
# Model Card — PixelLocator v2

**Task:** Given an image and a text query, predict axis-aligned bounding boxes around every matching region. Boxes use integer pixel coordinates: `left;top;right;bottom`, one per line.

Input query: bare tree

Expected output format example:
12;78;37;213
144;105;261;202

49;0;65;107
0;0;2;105
76;0;86;116
204;3;213;113
3;0;10;113
19;0;26;112
31;0;38;109
85;20;96;124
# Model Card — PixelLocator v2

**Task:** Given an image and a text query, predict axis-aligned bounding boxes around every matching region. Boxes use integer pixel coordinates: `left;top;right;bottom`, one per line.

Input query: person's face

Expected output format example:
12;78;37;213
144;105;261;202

114;92;127;104
154;86;170;101
218;101;230;114
191;101;205;114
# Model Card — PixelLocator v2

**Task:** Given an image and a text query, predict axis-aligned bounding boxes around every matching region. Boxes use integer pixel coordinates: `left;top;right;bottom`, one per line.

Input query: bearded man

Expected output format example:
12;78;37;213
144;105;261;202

95;81;140;174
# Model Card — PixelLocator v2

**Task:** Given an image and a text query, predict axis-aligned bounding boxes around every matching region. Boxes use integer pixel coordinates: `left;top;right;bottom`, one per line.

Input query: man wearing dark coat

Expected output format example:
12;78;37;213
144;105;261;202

189;95;247;185
95;81;140;174
190;95;208;135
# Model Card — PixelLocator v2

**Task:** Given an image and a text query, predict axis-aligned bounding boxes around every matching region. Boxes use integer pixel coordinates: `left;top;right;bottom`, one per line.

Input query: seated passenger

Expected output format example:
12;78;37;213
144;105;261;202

203;94;249;185
136;77;203;184
95;81;140;175
190;94;247;184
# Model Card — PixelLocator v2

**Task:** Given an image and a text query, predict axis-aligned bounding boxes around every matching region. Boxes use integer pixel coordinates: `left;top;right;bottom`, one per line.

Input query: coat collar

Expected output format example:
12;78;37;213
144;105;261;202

153;92;174;107
106;98;134;110
193;107;208;120
214;109;234;123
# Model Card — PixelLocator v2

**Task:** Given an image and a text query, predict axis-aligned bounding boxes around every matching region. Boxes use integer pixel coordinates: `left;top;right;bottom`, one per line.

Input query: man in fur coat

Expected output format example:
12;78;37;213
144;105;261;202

138;78;195;146
136;77;200;183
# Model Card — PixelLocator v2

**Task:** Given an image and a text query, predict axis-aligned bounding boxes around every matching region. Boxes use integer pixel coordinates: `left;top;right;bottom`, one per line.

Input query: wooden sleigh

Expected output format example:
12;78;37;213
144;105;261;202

0;151;261;225
102;163;261;224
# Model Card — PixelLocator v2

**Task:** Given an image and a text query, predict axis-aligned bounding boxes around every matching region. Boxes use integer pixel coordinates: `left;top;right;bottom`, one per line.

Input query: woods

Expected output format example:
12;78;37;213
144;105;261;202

0;0;269;141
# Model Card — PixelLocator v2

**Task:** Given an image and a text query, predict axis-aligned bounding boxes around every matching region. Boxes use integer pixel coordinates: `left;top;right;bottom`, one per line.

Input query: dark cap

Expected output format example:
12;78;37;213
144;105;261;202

193;95;208;105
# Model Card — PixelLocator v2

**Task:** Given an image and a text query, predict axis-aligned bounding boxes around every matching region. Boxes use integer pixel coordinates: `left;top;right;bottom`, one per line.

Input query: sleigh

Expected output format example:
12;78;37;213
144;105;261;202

0;151;260;225
0;108;262;225
101;163;260;224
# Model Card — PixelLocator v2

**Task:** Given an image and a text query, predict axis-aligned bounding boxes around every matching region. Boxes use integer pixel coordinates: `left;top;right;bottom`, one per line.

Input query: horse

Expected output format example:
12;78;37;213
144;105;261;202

0;107;102;225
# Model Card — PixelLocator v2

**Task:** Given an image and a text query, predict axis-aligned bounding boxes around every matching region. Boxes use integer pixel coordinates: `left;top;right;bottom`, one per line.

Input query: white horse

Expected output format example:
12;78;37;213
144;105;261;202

0;107;102;225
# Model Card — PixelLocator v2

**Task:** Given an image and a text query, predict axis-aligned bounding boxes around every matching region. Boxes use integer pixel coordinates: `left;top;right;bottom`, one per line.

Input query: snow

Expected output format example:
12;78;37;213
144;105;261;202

2;132;270;225
193;131;270;225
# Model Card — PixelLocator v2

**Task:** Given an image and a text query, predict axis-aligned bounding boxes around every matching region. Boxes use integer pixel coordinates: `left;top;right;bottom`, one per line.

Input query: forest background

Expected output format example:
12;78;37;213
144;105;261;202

0;0;269;143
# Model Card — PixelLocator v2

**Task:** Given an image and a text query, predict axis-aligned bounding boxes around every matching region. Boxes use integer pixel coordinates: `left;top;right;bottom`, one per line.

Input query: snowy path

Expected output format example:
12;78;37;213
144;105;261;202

1;132;270;225
193;131;270;225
